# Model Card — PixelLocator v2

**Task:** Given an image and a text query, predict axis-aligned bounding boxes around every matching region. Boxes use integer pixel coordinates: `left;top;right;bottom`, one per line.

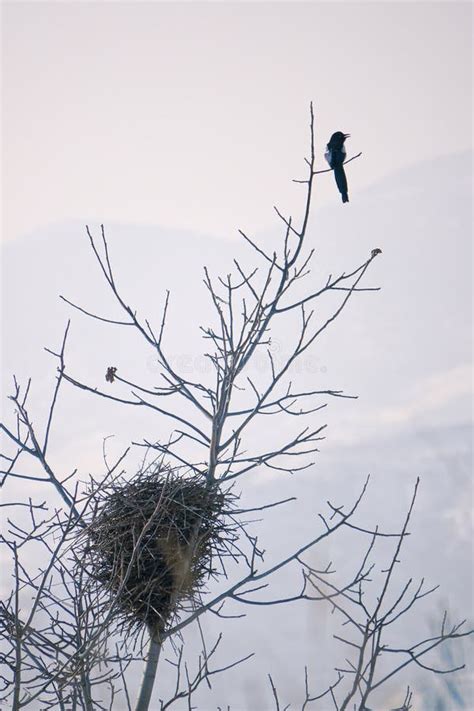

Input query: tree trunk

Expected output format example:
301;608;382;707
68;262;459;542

135;627;162;711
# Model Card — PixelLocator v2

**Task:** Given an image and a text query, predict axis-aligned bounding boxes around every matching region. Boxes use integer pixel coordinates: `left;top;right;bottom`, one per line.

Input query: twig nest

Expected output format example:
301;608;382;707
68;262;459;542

80;465;234;635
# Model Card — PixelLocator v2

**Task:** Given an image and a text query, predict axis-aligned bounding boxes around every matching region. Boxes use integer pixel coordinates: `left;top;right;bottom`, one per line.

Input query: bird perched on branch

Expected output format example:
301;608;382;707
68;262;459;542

325;131;350;203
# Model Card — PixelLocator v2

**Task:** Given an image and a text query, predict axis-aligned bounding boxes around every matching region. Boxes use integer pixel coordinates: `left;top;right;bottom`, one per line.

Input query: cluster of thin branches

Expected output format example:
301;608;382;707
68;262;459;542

1;105;472;710
266;479;471;710
0;490;125;709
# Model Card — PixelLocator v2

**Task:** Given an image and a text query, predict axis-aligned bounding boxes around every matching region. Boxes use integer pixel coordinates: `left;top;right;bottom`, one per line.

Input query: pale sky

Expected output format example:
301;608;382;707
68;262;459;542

2;1;472;243
1;3;473;708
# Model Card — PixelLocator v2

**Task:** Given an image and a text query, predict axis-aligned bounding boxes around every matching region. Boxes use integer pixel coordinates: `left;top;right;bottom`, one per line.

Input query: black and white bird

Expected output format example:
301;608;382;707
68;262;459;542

325;131;350;203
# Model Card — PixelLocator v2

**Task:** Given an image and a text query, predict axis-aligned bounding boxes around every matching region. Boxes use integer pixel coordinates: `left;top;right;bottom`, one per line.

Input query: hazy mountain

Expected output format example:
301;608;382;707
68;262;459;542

1;151;472;708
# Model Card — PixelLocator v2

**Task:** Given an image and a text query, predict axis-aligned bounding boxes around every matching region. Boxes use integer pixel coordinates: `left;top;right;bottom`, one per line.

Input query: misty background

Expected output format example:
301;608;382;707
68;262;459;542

1;2;472;709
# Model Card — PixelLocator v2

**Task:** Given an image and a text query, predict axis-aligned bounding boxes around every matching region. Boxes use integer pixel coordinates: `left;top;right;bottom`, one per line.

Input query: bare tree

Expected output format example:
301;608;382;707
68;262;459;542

267;478;472;710
1;105;471;710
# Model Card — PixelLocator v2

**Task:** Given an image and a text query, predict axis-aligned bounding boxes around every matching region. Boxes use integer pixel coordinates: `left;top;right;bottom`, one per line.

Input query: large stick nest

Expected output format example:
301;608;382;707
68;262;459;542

79;465;236;636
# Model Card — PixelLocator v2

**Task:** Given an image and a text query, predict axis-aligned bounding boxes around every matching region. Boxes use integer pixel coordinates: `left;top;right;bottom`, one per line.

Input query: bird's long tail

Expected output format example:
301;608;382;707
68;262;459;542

334;165;349;203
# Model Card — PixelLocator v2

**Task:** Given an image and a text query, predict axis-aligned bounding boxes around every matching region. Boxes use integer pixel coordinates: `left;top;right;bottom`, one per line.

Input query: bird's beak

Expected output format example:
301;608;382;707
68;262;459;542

344;133;351;139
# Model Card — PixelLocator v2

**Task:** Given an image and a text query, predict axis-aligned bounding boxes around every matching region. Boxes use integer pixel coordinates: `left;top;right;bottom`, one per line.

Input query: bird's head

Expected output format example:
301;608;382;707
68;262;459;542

330;131;350;144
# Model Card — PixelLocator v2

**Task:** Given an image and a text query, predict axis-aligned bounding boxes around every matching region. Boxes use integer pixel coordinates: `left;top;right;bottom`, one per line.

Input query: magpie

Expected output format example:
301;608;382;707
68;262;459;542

325;131;350;203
